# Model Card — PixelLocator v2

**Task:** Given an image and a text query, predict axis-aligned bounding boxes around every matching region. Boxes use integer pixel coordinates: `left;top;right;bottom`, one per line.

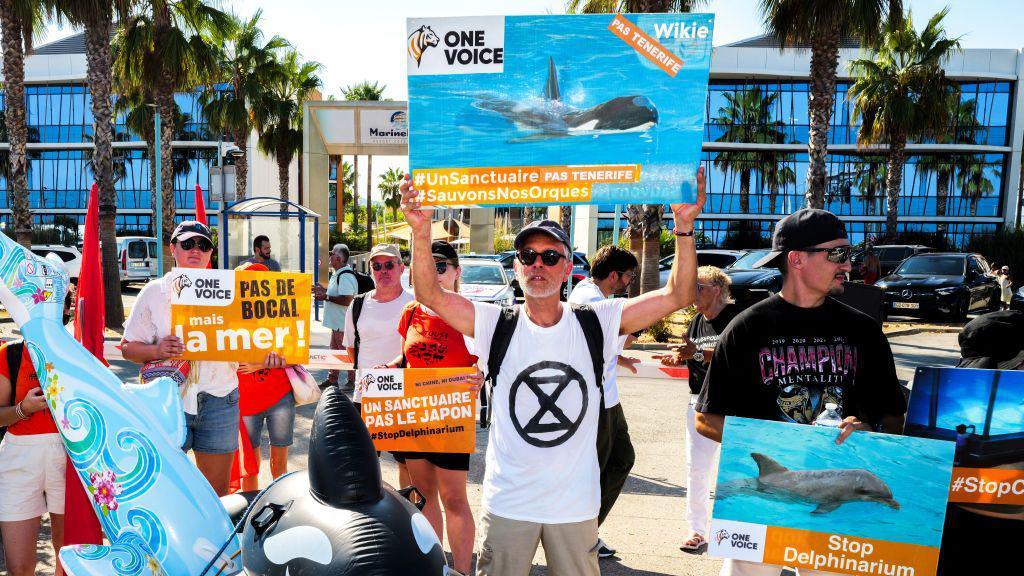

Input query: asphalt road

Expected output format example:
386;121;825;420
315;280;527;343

7;330;959;576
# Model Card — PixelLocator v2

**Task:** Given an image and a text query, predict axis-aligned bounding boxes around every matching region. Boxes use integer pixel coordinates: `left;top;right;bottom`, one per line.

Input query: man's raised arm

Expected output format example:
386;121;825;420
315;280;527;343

619;167;706;336
400;176;477;337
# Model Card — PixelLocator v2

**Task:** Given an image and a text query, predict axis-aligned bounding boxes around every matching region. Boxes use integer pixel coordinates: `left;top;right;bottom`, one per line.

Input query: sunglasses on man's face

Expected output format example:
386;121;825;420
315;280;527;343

800;245;853;264
177;237;213;252
516;248;566;267
435;261;455;275
371;260;398;272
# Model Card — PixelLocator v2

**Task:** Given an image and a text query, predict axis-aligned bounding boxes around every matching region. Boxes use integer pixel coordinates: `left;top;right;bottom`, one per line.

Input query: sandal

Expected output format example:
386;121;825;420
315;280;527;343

679;533;707;555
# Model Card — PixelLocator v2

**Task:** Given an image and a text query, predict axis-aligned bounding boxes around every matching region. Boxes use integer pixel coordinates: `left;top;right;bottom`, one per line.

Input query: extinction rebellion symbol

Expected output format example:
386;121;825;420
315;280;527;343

509;361;587;448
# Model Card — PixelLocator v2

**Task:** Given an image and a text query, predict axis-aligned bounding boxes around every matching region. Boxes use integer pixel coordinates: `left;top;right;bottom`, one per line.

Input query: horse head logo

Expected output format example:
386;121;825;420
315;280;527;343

172;274;193;297
408;25;439;67
715;529;730;546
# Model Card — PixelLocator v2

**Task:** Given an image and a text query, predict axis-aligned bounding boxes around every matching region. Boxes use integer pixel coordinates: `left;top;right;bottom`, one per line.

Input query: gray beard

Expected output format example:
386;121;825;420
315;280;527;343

521;278;562;299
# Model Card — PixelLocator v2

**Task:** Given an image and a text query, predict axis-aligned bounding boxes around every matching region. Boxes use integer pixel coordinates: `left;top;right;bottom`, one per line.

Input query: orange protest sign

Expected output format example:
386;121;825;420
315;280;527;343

761;526;939;576
358;368;477;453
608;14;686;77
170;268;311;364
948;467;1024;504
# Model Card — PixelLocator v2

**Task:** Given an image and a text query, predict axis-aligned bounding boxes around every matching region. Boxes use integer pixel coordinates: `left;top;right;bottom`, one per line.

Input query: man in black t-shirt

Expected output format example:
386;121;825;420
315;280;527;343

694;209;907;576
656;265;739;554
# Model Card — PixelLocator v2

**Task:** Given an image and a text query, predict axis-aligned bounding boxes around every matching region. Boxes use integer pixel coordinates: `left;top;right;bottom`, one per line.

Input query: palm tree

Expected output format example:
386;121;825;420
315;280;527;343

340;81;388;101
957;158;999;217
761;151;796;214
252;50;322;201
113;0;233;271
48;0;134;326
711;87;785;213
333;156;354;230
760;0;900;209
851;156;887;216
0;0;43;247
565;0;710;294
202;10;288;202
849;8;960;237
917;99;978;234
378;167;404;221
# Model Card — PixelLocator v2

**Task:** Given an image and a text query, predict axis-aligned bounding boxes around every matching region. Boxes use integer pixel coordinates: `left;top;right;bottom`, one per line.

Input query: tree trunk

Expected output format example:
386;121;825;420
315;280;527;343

885;138;906;238
769;179;778;214
352;155;360;229
366;155;373;249
805;28;840;210
935;169;950;236
626;204;643;298
277;150;289;201
234;128;248;201
154;4;176;273
84;7;124;327
0;0;30;247
337;155;345;232
740;168;751;214
639;204;663;294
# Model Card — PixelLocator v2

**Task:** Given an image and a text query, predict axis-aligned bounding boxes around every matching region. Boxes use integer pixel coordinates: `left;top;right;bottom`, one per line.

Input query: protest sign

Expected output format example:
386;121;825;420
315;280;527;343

170;268;311;364
709;417;953;576
905;367;1024;507
358;368;477;453
407;13;713;208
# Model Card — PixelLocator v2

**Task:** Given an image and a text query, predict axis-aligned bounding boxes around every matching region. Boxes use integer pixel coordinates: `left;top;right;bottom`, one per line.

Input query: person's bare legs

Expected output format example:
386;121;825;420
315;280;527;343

2;517;42;576
270;446;289;479
241;450;262;492
437;468;474;575
49;513;64;576
406;459;442;537
195;451;234;496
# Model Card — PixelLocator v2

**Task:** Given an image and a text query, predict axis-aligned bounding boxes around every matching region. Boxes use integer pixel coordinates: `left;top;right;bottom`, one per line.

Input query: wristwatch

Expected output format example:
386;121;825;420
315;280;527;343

693;350;704;363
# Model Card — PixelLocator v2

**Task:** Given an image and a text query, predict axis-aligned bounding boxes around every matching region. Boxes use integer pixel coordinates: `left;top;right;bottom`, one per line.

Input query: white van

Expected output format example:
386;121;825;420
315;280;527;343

116;236;158;286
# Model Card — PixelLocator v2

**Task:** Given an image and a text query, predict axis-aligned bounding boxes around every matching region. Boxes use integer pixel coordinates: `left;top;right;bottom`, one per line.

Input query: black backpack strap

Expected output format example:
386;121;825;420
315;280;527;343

351;293;367;368
481;305;519;428
570;305;605;409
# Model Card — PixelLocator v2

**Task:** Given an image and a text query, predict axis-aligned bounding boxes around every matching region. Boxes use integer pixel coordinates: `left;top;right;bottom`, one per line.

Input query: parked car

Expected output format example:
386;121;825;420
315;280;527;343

851;245;934;279
875;252;1000;321
116;236;159;287
459;259;516;306
1012;286;1024;312
498;249;590;298
658;249;743;287
718;249;783;308
31;244;82;282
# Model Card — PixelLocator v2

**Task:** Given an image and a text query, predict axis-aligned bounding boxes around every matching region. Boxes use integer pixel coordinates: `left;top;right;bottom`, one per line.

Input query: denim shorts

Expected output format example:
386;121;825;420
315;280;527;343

183;389;240;455
242;392;296;448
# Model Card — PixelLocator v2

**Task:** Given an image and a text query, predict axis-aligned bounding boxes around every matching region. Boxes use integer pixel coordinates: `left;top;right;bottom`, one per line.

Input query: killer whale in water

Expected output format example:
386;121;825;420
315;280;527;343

473;57;658;139
748;453;900;515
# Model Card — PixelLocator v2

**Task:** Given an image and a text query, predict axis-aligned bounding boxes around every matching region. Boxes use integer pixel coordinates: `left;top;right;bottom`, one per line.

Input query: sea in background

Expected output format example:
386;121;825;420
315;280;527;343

408;14;713;205
714;417;954;548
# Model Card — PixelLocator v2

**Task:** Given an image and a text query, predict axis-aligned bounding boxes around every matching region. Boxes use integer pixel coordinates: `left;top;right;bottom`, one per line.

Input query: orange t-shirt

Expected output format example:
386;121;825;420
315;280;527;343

237;368;292;417
397;303;479;368
1;343;57;435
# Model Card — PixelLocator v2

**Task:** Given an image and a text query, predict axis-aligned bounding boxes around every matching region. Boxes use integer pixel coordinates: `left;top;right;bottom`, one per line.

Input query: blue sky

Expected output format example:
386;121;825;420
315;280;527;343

40;0;1024;202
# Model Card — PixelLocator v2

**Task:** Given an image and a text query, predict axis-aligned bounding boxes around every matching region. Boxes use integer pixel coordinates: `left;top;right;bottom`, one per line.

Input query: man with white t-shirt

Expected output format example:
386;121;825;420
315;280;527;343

401;170;705;576
567;245;641;559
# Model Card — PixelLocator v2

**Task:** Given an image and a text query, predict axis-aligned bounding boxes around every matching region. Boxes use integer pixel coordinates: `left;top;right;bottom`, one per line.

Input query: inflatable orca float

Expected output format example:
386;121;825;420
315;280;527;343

474;56;658;139
223;386;452;575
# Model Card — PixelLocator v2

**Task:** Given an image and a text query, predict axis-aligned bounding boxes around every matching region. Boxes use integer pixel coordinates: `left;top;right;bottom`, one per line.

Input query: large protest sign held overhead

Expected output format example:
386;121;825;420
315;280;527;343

709;417;954;576
170;268;312;364
407;13;713;208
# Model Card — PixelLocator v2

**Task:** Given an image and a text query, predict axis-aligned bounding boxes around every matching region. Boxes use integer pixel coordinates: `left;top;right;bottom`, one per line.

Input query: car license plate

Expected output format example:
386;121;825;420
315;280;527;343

893;302;919;310
131;262;146;268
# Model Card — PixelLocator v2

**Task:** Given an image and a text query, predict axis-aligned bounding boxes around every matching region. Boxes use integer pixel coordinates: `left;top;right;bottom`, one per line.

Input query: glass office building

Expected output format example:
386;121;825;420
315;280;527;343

588;36;1024;251
0;33;224;244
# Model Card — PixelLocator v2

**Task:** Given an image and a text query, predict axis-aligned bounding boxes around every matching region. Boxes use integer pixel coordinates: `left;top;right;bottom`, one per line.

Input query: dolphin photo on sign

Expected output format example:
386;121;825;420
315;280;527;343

709;417;955;576
407;13;714;208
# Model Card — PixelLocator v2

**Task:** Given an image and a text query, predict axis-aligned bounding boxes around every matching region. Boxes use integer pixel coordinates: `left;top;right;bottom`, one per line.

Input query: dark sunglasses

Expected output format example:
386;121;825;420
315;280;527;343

371;261;398;272
516;248;566;267
799;245;853;264
177;237;213;252
435;261;455;275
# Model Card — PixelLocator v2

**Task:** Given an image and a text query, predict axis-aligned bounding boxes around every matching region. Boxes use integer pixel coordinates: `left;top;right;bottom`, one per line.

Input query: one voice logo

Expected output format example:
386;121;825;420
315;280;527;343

407;17;505;76
170;269;234;306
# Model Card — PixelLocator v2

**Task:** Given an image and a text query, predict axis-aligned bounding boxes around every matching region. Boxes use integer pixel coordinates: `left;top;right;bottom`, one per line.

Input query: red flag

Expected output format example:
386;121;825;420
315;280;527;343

64;183;105;551
195;184;208;225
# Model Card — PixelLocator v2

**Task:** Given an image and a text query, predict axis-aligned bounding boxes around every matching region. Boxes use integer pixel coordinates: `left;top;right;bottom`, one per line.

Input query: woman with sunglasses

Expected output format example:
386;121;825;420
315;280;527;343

377;240;482;575
121;221;284;496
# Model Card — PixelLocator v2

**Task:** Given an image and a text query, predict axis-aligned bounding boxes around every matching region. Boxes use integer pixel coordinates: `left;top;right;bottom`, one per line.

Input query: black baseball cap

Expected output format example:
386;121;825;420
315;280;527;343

431;240;459;265
752;209;848;268
171;220;213;244
958;310;1024;369
514;220;571;252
